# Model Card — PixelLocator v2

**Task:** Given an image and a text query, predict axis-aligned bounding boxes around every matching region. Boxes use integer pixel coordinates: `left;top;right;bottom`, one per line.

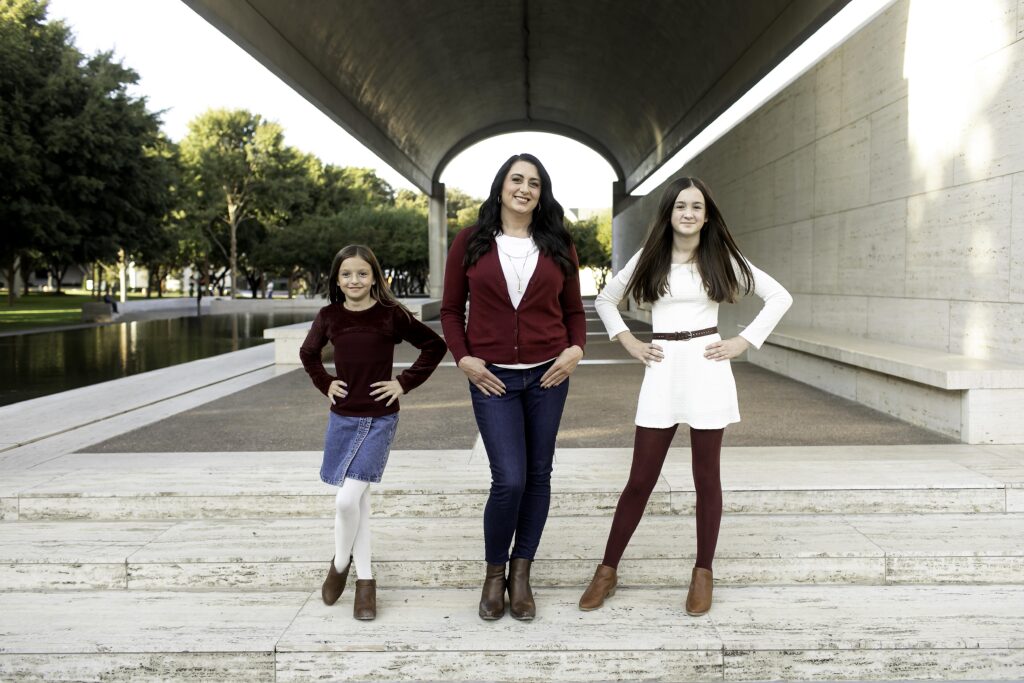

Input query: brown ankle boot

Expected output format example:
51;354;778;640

353;579;376;620
478;563;506;620
578;564;617;611
321;555;351;606
507;558;536;621
685;566;713;616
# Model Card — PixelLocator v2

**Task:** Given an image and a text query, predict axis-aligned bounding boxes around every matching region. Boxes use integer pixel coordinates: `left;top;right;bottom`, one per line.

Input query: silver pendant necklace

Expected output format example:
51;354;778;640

496;242;536;293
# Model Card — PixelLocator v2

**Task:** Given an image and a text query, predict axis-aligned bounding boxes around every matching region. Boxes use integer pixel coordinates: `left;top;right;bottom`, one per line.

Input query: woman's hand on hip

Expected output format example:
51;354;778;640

370;379;405;407
327;379;348;405
618;332;663;367
540;345;584;388
704;336;751;361
458;356;506;396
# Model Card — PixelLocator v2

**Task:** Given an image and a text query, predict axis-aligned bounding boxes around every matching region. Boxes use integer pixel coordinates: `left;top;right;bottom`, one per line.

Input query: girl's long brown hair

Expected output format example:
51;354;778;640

328;244;412;320
626;177;753;305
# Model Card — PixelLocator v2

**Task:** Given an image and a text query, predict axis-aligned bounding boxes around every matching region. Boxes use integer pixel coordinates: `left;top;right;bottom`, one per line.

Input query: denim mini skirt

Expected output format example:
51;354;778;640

320;412;399;486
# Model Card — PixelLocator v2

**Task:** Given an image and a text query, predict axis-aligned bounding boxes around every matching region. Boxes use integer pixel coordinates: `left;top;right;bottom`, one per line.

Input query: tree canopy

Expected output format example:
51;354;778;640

1;0;172;300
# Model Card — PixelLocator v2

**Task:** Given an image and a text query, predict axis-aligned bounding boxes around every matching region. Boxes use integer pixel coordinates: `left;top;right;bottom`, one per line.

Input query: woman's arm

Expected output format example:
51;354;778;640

591;250;664;365
558;244;587;351
541;244;587;388
393;312;448;393
440;227;506;396
703;260;792;362
439;229;473;364
594;250;641;341
735;260;793;350
299;310;348;401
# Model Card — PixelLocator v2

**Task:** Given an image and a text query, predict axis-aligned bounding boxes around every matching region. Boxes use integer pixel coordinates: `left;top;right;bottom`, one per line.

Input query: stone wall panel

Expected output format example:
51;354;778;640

838;199;908;297
814;120;871;216
906;177;1012;301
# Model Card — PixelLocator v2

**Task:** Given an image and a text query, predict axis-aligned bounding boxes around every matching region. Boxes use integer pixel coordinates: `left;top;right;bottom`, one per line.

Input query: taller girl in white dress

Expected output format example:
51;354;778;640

578;177;792;616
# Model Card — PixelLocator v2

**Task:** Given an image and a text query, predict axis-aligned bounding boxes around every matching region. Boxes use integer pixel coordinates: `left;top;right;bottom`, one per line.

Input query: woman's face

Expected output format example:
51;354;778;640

670;186;708;239
337;256;375;304
500;160;541;216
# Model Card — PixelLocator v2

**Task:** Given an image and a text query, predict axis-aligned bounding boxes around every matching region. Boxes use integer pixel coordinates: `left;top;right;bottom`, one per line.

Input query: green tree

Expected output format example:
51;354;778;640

337;167;395;207
0;0;64;301
568;215;612;290
1;0;172;300
179;108;306;298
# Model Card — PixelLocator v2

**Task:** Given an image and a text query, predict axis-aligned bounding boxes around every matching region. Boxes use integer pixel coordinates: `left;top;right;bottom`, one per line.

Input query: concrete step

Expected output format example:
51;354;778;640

2;447;1018;521
2;513;1022;591
0;585;1021;681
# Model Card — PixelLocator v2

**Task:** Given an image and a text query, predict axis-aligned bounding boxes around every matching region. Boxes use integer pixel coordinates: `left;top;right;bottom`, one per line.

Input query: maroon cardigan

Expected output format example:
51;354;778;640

440;226;587;365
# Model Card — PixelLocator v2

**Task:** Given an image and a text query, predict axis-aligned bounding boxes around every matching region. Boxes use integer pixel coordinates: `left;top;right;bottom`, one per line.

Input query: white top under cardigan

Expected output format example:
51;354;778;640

492;232;550;370
594;250;792;429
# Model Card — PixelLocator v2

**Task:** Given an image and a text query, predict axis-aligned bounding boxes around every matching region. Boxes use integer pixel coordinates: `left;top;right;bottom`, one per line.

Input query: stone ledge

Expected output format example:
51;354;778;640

0;345;275;448
749;326;1024;443
764;325;1024;390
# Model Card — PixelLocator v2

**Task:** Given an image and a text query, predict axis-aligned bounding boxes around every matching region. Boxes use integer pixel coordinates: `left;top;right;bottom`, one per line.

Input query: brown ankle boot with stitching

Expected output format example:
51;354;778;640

507;558;536;621
321;555;351;606
478;563;507;620
353;579;376;620
578;564;618;611
685;567;713;616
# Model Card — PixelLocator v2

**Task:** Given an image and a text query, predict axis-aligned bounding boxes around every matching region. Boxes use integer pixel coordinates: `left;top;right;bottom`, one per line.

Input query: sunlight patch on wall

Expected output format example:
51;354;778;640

903;0;1010;186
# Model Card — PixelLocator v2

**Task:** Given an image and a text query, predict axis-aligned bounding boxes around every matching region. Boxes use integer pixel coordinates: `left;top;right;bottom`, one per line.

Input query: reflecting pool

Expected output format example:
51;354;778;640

0;312;314;407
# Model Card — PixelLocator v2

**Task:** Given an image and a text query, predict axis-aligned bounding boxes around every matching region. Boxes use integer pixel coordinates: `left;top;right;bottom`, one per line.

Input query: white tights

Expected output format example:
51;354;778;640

332;478;373;580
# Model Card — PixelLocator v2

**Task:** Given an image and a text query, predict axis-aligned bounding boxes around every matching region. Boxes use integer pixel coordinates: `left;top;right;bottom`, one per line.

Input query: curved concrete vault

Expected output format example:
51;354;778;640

183;0;849;197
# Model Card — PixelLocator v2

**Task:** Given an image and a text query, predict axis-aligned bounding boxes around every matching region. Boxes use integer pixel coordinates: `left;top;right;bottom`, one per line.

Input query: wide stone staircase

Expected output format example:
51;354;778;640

1;443;1023;681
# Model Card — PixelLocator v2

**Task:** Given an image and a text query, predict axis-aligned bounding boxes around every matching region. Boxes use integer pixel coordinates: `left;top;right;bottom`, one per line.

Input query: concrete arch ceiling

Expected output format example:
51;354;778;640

184;0;849;195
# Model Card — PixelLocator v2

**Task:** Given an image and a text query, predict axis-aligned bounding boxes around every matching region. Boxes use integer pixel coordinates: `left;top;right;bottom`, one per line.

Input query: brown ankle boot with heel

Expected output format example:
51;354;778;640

507;558;536;621
478;563;507;620
578;564;617;611
321;555;351;606
685;567;713;616
353;579;376;620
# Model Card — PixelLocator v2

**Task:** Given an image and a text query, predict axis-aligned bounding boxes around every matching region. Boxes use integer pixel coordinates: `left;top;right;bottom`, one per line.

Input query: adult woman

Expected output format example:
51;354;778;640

579;177;791;616
441;153;586;621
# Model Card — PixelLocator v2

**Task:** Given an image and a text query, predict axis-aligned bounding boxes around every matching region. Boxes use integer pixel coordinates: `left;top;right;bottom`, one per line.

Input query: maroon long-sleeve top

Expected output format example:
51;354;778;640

299;302;447;417
440;226;587;364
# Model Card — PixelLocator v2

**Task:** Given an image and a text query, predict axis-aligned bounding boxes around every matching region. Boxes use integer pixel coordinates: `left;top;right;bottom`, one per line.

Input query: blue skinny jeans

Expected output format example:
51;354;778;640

469;360;570;565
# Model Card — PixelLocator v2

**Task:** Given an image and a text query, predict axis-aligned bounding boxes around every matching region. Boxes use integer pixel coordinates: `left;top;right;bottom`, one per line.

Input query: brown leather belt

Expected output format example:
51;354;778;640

651;327;718;341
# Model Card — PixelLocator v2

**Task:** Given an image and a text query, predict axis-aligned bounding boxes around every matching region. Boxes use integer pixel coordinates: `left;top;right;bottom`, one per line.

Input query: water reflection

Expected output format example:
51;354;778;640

0;312;314;407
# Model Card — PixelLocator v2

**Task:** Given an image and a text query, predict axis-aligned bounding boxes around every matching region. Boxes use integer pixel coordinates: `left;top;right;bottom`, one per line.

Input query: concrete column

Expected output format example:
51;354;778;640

610;180;635;272
428;181;447;299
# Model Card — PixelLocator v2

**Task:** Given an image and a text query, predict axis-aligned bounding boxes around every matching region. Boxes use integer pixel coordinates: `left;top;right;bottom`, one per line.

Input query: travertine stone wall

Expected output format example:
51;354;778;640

613;0;1024;363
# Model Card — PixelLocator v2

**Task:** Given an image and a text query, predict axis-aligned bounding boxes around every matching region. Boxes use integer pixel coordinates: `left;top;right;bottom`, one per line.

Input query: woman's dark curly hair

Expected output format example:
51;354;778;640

463;153;576;277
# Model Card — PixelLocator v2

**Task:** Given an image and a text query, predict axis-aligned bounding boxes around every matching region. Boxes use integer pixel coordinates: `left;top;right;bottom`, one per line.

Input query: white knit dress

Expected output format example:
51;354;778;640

595;250;792;429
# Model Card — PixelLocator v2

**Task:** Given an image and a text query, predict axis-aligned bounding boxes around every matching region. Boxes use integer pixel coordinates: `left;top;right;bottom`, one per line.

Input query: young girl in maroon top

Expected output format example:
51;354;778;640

300;245;446;620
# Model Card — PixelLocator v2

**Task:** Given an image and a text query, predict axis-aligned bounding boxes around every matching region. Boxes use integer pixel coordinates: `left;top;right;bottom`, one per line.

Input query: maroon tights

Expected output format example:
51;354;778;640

602;425;724;570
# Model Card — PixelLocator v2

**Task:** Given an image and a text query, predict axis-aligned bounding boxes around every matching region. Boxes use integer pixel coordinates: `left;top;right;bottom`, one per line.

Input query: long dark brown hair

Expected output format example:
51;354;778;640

328;244;412;319
627;177;753;304
463;153;576;277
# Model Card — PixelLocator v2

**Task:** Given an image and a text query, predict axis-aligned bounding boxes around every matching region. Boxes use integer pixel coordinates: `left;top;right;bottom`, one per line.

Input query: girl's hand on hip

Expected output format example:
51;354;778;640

458;356;506;396
540;345;584;388
704;336;751;361
370;379;405;407
620;333;663;367
327;379;348;405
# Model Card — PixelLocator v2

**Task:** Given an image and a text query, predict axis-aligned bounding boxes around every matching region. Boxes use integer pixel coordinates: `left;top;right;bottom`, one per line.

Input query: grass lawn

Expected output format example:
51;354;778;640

0;290;183;333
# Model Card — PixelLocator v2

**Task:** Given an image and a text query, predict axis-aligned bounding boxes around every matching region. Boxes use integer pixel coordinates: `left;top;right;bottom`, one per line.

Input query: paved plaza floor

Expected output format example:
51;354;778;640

84;317;950;454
